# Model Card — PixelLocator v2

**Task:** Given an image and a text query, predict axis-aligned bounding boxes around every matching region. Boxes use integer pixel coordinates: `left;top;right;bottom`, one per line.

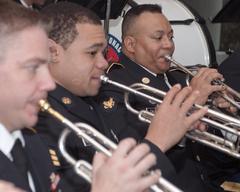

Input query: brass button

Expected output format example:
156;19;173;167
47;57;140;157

142;77;150;84
62;97;72;105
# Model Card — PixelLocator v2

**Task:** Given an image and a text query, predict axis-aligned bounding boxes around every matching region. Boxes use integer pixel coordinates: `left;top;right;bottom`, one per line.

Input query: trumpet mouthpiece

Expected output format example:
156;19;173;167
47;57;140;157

39;99;50;111
164;55;173;62
100;75;109;83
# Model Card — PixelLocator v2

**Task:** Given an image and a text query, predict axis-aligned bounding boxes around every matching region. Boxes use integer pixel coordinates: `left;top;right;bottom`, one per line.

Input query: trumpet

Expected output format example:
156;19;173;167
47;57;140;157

165;55;240;110
39;100;182;192
100;75;240;159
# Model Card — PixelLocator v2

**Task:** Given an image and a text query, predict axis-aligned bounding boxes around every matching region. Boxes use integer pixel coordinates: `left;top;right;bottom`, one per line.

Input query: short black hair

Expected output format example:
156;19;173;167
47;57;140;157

122;4;162;39
42;1;102;49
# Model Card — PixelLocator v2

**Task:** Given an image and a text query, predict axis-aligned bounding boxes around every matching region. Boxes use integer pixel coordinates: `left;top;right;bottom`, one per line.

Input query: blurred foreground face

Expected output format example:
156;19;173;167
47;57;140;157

52;23;108;97
0;26;55;131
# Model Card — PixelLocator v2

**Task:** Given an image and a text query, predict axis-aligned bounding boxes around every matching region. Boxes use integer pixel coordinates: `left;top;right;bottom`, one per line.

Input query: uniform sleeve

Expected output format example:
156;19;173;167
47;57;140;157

35;109;92;192
142;139;177;182
96;85;178;182
218;50;240;92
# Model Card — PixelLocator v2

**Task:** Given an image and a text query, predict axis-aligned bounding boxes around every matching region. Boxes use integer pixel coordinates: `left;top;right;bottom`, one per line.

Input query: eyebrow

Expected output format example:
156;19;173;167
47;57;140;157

22;57;49;65
86;43;107;50
154;29;174;35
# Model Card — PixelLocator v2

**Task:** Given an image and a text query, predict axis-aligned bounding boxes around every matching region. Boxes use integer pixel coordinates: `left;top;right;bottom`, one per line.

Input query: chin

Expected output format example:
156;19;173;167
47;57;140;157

88;85;101;96
88;90;99;97
24;113;38;128
158;65;170;73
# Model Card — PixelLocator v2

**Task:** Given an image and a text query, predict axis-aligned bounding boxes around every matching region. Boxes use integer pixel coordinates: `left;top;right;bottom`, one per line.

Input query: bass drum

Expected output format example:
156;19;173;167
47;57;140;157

107;0;217;67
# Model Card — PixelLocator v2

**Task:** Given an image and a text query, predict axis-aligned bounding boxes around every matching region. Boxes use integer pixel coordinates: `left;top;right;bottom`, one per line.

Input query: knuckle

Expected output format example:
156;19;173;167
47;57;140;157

139;143;151;153
121;138;136;147
149;153;157;164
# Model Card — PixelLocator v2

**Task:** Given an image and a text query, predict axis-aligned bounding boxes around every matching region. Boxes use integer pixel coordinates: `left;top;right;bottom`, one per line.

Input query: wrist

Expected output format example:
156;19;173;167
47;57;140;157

145;134;168;153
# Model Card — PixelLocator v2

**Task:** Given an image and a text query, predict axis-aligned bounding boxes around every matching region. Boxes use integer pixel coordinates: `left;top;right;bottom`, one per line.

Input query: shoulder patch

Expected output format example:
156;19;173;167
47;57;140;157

106;62;124;74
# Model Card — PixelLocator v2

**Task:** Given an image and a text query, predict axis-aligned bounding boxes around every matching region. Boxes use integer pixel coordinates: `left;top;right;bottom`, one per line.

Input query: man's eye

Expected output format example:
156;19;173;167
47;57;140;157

89;51;97;56
154;36;162;40
27;65;39;73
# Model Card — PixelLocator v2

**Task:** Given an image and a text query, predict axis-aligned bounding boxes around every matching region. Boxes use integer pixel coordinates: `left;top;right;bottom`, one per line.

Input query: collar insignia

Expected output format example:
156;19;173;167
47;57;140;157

103;97;115;109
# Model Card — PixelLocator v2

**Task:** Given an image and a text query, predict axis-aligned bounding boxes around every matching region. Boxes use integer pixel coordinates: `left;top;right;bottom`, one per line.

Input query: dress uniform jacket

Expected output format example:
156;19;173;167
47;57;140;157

36;84;178;191
0;128;72;192
218;49;240;92
96;53;240;192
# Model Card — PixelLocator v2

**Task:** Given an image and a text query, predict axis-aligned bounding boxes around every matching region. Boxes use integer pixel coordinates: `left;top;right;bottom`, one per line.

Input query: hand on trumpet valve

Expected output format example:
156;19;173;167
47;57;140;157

191;121;208;132
145;84;208;152
189;68;224;105
91;138;160;192
212;92;238;114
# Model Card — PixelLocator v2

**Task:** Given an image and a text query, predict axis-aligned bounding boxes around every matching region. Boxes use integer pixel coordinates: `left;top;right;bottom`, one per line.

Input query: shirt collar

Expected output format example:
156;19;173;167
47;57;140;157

139;64;157;77
0;123;25;160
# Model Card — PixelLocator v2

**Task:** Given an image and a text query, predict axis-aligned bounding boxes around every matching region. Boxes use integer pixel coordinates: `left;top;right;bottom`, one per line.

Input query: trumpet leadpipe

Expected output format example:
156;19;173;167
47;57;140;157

39;100;115;156
101;75;240;128
100;75;240;158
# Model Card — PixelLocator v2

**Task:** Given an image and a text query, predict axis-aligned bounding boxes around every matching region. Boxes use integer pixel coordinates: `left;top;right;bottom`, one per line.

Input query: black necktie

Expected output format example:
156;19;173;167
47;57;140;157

11;139;30;186
157;74;169;91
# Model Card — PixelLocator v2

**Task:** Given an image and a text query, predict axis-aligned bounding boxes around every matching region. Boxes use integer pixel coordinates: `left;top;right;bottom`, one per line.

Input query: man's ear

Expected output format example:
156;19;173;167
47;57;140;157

48;39;61;64
123;36;136;53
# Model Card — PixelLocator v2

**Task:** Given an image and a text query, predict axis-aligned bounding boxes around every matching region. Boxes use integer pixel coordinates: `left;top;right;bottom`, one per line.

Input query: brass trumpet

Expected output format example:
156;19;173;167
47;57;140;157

39;100;182;192
165;55;240;110
100;75;240;159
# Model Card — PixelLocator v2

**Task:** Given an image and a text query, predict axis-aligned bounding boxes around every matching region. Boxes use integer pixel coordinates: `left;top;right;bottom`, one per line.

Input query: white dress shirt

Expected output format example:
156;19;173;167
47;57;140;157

0;123;36;192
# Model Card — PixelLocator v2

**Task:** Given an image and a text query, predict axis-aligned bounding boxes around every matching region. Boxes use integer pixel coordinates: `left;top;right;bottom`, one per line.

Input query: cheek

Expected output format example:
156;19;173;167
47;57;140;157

0;71;37;106
71;65;88;83
144;44;159;57
2;79;22;98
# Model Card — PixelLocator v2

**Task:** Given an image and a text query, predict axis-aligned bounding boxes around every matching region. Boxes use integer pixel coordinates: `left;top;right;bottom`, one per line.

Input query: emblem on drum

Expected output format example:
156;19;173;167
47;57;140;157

107;34;122;63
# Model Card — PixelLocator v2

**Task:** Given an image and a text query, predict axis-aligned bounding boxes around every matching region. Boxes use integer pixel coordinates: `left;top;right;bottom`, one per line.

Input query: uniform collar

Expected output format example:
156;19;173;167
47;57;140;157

120;54;169;90
0;123;25;161
48;84;96;117
120;54;158;79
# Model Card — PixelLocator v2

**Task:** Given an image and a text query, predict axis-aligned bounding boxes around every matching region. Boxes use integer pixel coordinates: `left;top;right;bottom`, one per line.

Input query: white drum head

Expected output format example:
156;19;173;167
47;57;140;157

107;0;216;67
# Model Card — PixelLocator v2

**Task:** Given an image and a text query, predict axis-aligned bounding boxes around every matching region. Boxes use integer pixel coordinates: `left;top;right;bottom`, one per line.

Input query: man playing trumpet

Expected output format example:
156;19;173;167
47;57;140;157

96;4;240;192
35;1;207;191
0;1;168;192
